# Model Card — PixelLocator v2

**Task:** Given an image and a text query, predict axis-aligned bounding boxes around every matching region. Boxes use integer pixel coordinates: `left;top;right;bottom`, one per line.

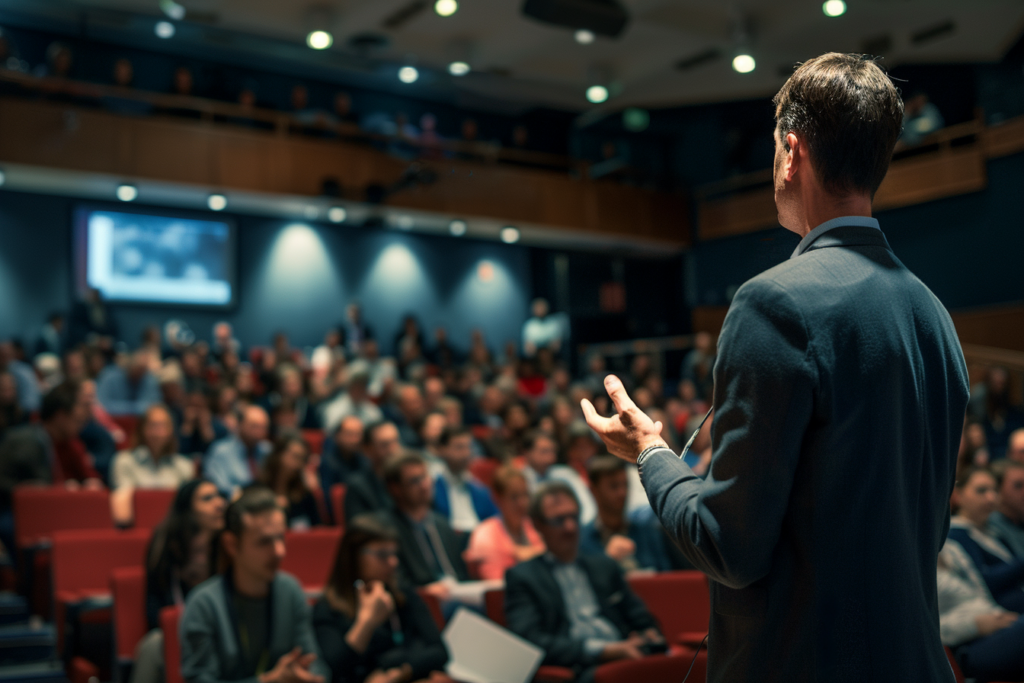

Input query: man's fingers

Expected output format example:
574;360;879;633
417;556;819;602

653;420;663;434
580;398;611;432
604;375;638;414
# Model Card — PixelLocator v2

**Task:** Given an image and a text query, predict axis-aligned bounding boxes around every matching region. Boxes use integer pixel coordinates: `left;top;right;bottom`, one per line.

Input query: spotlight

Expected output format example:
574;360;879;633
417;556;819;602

155;21;175;39
732;53;756;73
575;29;595;44
435;0;458;17
307;30;333;50
586;85;609;103
623;107;649;132
398;66;419;84
116;184;138;202
500;226;520;243
448;61;470;76
449;219;467;236
0;169;6;187
327;207;347;223
207;194;227;211
822;0;846;17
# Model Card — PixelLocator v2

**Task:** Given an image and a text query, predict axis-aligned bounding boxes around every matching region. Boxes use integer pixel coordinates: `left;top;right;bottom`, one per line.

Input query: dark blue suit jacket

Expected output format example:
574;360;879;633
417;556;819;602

640;225;969;682
432;473;498;525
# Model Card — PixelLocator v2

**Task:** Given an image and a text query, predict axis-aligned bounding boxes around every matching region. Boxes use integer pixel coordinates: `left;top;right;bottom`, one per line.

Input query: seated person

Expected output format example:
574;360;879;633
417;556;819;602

78;378;118;485
180;486;329;683
262;365;321;430
432;426;498;533
110;403;195;525
466;466;544;581
505;481;668;682
518;431;596;524
95;349;162;416
131;479;225;683
178;390;229;457
376;453;469;604
579;456;672;573
345;422;402;522
319;416;370;522
260;432;322;529
313;515;449;683
322;371;384;435
938;530;1024;681
205;405;272;498
948;467;1024;613
990;460;1024;558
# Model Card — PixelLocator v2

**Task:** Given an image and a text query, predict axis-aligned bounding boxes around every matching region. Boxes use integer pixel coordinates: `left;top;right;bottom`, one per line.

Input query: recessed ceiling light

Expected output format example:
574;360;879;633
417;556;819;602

328;207;347;223
435;0;458;17
207;194;227;211
586;85;609;103
398;66;419;84
116;184;138;202
500;226;520;243
307;30;333;50
449;219;467;236
448;61;470;76
822;0;847;17
159;0;185;21
575;29;595;44
155;21;175;39
732;54;756;73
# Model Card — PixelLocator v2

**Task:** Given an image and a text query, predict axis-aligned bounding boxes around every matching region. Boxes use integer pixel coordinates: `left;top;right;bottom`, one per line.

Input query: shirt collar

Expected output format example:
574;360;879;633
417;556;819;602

790;216;880;259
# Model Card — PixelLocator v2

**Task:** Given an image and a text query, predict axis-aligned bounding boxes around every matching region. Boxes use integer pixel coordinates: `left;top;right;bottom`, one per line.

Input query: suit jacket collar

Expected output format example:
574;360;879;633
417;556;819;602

800;224;892;255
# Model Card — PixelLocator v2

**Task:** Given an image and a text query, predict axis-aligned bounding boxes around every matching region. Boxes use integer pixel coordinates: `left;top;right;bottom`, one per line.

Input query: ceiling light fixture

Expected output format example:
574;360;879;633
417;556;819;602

398;66;419;84
327;207;347;223
575;29;595;44
116;184;138;202
435;0;458;17
822;0;847;17
732;53;756;73
586;85;609;103
500;226;520;243
448;61;470;76
155;21;175;39
449;219;467;236
207;194;227;211
159;0;185;21
307;30;333;50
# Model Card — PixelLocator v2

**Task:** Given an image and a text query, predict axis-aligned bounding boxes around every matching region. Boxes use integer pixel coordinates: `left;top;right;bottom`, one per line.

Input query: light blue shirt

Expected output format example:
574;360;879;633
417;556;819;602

545;554;621;662
791;216;880;259
95;365;162;416
204;435;271;495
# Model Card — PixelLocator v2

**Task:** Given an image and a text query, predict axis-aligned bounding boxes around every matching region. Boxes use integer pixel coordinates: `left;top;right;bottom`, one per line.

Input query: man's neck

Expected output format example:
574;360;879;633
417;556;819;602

232;566;270;598
549;548;576;564
791;192;873;238
996;503;1024;526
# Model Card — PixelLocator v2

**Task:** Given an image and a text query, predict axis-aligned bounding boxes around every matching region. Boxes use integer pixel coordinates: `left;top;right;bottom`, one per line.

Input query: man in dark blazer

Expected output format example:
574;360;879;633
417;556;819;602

505;481;676;682
583;53;970;682
343;421;402;522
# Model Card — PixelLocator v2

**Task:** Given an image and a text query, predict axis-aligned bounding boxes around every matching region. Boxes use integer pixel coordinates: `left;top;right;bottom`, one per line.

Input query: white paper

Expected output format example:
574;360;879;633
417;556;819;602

443;607;544;683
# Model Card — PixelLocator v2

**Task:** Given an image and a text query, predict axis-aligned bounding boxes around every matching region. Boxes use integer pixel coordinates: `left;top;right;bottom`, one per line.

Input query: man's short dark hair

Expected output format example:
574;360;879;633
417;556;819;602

520;430;553;455
587;455;626;486
216;485;282;573
529;480;579;527
991;459;1024;490
383;451;426;487
774;53;904;197
41;380;81;422
363;420;396;447
438;424;471;448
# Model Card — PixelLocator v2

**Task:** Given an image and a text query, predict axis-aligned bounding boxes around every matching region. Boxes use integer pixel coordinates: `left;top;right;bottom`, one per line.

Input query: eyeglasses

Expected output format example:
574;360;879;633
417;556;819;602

543;513;580;528
361;548;399;560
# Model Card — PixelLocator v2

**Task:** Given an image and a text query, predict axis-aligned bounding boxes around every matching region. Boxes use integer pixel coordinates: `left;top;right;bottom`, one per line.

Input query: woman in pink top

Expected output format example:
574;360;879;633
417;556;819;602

466;465;545;580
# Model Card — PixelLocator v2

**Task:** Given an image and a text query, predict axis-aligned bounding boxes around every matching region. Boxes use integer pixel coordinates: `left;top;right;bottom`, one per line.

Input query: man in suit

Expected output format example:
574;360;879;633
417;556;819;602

505;481;677;683
583;53;970;682
344;421;402;521
432;425;498;532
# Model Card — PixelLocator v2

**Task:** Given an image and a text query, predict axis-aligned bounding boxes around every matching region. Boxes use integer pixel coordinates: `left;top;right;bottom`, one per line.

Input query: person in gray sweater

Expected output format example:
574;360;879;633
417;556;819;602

180;486;329;683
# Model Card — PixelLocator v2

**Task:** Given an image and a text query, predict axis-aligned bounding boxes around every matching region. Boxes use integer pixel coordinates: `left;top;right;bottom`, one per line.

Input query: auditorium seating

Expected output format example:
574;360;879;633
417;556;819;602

481;588;575;683
131;488;177;530
280;528;342;596
594;651;707;683
111;566;147;680
110;416;139;451
330;483;346;534
627;571;710;648
161;605;184;683
302;428;325;455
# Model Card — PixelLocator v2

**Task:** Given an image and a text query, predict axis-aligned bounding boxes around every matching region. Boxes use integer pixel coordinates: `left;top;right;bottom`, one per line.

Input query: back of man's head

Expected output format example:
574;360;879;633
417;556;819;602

774;53;903;198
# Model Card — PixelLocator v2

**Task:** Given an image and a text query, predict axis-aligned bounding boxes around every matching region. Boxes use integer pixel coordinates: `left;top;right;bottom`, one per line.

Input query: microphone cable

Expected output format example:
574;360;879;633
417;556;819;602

680;634;709;683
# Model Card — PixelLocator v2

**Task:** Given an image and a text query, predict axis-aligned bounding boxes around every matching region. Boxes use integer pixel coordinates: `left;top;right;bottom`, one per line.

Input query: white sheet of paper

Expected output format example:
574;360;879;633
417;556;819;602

442;607;544;683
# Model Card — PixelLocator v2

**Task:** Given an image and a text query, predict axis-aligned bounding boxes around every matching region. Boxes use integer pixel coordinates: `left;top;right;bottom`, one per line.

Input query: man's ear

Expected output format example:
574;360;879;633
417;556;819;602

784;132;801;182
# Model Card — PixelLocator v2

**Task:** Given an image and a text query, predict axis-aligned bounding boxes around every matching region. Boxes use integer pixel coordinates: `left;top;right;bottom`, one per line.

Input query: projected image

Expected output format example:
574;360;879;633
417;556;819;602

84;210;234;305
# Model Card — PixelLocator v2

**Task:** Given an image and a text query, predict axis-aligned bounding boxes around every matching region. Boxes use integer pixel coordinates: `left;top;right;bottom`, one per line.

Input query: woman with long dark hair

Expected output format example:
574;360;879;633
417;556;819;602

259;432;321;529
313;516;448;683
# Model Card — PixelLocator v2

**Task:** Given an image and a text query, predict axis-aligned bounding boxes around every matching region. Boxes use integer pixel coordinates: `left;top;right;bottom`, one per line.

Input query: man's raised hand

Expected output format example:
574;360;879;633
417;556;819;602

581;375;668;463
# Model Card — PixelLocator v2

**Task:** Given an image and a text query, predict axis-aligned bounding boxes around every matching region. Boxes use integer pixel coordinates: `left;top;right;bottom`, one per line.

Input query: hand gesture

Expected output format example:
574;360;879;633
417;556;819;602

975;611;1019;636
261;647;325;683
605;535;636;562
582;375;667;462
357;580;395;628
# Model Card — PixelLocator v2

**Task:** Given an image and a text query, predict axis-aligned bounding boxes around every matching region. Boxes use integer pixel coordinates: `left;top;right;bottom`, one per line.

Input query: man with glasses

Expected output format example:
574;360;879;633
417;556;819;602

505;481;685;683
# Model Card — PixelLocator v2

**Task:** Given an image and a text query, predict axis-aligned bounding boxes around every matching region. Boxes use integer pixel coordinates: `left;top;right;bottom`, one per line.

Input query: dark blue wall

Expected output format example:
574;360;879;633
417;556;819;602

690;152;1024;311
0;191;531;354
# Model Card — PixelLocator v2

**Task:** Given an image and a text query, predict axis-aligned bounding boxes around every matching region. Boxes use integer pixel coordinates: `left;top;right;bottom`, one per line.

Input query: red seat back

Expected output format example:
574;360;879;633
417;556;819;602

417;587;446;630
111;565;147;663
627;571;710;644
280;528;342;593
161;605;184;683
945;647;966;683
111;416;139;450
51;529;150;603
468;458;500;490
595;651;707;683
484;588;506;627
301;429;325;455
132;488;177;530
329;484;346;534
13;487;112;548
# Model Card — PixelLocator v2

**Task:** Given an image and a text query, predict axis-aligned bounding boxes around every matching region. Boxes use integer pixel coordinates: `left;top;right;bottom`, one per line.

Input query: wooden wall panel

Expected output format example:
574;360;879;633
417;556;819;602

692;306;730;337
0;99;119;173
982;117;1024;159
698;187;776;240
873;147;986;211
950;304;1024;352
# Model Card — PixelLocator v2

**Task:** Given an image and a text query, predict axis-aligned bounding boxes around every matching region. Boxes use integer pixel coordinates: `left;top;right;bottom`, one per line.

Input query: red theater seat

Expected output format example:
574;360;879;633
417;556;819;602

468;458;500;490
302;429;325;455
627;571;710;648
329;484;346;533
132;488;177;529
111;566;147;675
595;651;707;683
280;528;341;596
161;605;183;683
481;588;574;683
111;415;139;451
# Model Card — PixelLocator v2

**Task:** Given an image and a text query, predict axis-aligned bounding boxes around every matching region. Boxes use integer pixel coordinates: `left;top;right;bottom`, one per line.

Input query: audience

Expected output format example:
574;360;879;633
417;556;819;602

521;298;564;359
504;481;667;680
1006;427;1024;464
345;422;402;521
133;479;225;683
205;405;272;498
432;426;498;533
990;460;1024;558
318;416;368;519
466;465;545;581
260;432;322;529
518;431;596;524
96;349;162;416
180;486;329;682
322;371;384;435
313;515;449;683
